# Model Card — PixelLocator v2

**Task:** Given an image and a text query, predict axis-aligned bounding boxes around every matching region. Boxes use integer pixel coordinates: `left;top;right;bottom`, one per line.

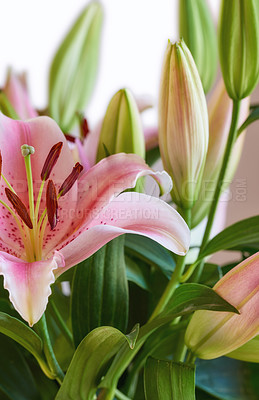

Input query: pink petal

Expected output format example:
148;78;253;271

3;70;37;120
0;251;65;326
73;152;172;226
0;113;77;256
75;138;91;171
82;120;102;167
185;253;259;359
57;192;190;275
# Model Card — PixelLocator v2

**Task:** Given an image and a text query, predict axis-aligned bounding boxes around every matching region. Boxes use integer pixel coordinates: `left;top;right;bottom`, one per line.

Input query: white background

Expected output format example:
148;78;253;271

1;0;258;260
0;0;219;126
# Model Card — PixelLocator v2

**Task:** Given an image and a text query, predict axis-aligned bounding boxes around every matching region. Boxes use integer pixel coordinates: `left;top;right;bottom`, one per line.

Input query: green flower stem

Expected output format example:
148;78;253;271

122;320;188;394
149;207;191;321
49;299;74;346
35;314;64;385
114;389;132;400
186;351;196;364
193;99;241;281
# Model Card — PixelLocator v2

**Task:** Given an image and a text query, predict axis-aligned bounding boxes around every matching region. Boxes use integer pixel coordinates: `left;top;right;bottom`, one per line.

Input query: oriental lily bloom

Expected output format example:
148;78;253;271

0;112;190;326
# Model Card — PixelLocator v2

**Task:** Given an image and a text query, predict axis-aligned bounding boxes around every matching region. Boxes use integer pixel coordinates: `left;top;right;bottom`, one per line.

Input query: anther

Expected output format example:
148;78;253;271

41;142;63;181
80;117;90;139
21;144;35;157
46;180;58;230
59;162;83;197
5;188;33;229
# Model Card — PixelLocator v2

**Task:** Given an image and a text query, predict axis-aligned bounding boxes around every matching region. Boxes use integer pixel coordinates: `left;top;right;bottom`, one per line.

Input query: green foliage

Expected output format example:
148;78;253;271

125;234;176;279
144;357;195;399
71;236;129;347
55;326;134;400
0;334;41;400
199;216;259;259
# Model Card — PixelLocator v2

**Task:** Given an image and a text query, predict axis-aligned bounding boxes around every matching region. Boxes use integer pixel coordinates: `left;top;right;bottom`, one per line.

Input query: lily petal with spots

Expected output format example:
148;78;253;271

0;112;190;326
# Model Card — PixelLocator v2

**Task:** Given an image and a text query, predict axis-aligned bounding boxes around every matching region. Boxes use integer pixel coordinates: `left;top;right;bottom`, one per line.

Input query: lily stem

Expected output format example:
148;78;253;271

192;99;241;281
35;314;64;385
149;207;191;321
49;299;74;346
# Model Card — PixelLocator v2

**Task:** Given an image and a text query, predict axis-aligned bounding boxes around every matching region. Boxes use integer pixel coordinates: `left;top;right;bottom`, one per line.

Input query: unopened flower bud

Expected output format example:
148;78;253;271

219;0;259;99
96;88;145;162
3;69;37;120
185;252;259;360
49;1;103;132
158;40;208;209
179;0;217;93
191;79;250;228
226;335;259;363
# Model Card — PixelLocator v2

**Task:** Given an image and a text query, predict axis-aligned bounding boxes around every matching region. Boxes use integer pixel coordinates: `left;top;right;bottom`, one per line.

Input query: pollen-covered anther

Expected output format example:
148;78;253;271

59;162;83;197
46;180;58;230
5;188;33;229
41;142;63;181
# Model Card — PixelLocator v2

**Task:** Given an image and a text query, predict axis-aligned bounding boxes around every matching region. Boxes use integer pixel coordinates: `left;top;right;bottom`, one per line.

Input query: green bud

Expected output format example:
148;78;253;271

219;0;259;100
179;0;217;93
49;1;103;132
96;88;145;162
158;40;208;209
0;92;19;120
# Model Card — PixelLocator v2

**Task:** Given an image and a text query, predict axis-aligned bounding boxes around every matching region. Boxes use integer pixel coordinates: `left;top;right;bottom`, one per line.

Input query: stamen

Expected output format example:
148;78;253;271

80;117;90;140
5;188;33;229
59;162;83;197
41;142;63;181
46;180;58;230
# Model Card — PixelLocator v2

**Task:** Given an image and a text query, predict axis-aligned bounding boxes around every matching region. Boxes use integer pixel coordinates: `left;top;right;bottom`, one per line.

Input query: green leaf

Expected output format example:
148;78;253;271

199;216;259;259
125;234;175;278
0;312;44;361
144;357;195;400
198;263;222;287
0;333;41;400
196;358;259;400
161;283;238;318
55;326;131;400
125;256;150;291
100;283;238;391
71;236;129;347
237;106;259;136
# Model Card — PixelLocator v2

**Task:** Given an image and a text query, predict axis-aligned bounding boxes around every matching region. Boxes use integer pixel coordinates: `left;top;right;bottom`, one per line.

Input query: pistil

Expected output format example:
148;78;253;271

1;142;83;263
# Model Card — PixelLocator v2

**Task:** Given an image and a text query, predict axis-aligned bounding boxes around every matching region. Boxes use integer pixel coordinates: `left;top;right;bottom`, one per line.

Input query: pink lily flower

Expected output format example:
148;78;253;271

185;252;259;359
3;69;37;120
0;112;190;326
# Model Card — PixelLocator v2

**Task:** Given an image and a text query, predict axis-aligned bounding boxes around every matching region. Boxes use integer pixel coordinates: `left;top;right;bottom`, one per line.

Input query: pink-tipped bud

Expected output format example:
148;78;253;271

185;252;259;359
